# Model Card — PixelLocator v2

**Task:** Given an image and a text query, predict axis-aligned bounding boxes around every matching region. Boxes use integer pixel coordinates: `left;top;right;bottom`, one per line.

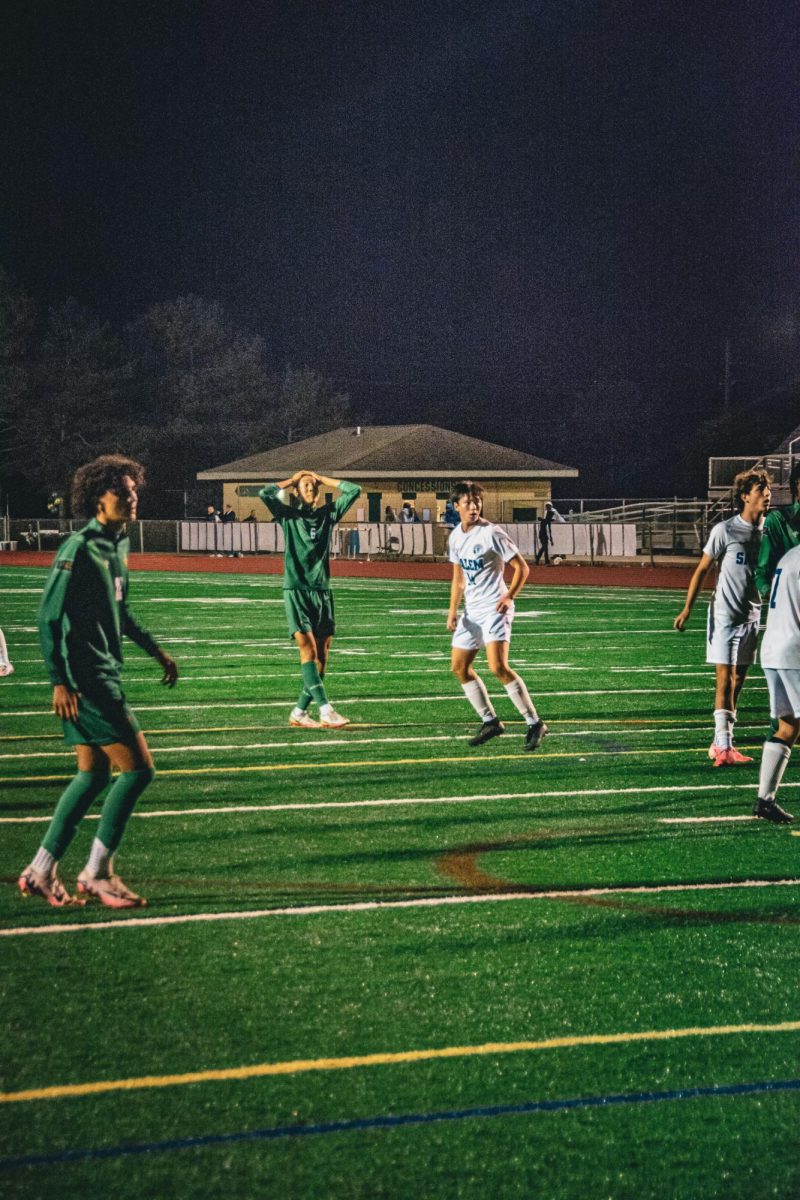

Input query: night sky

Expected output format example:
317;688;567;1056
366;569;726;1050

4;1;798;492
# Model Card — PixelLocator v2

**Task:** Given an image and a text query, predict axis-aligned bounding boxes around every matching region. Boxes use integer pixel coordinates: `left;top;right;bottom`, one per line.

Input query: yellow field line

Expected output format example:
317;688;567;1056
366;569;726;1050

0;745;749;783
3;1020;798;1105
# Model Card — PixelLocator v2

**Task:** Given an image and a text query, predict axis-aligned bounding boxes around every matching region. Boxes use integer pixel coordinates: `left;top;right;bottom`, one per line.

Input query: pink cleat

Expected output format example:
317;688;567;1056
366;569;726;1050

288;712;320;729
319;709;350;729
77;872;146;909
18;867;82;908
725;746;754;764
710;746;735;767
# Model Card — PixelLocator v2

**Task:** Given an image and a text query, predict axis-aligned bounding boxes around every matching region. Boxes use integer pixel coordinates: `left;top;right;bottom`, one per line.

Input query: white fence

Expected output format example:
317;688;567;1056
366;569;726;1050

178;521;637;560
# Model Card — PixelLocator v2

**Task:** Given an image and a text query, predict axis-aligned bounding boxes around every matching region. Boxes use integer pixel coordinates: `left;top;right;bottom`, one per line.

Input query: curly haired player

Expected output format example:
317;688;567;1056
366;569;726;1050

18;455;178;909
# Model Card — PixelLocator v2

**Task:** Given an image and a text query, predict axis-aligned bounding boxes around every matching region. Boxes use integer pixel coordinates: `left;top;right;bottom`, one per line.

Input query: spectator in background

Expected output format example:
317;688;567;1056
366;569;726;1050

221;504;236;523
535;502;557;565
443;500;459;528
384;505;398;523
205;504;220;522
243;509;258;522
400;503;415;524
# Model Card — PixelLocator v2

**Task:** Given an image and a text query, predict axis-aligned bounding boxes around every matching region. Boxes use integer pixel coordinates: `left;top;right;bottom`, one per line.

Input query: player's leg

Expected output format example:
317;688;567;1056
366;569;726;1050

76;731;155;907
316;633;349;728
290;629;325;726
451;640;503;745
485;640;548;751
753;669;797;823
0;626;13;676
18;743;111;907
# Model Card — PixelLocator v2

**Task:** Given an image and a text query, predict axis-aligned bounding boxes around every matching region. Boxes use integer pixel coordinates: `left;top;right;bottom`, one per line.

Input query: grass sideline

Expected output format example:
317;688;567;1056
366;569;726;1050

0;566;798;1199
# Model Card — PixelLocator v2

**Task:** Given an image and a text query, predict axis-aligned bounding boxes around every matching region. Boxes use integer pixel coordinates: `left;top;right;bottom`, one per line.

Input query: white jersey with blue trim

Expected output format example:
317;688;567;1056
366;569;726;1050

761;544;800;668
448;520;519;614
703;514;762;624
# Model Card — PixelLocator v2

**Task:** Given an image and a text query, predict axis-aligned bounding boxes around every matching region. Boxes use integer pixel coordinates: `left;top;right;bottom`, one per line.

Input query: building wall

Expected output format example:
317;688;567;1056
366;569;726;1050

223;478;553;522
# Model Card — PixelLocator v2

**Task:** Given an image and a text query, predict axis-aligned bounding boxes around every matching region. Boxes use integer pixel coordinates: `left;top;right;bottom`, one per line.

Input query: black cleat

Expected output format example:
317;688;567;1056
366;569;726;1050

469;717;505;747
752;797;794;824
524;719;549;751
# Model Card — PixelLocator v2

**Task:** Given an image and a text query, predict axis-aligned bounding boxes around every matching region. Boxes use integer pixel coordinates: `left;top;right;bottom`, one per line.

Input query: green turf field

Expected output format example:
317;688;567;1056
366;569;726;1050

1;566;798;1199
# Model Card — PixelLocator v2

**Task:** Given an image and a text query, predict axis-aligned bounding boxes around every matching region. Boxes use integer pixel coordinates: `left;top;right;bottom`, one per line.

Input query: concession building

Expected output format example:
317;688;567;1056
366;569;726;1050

197;424;577;523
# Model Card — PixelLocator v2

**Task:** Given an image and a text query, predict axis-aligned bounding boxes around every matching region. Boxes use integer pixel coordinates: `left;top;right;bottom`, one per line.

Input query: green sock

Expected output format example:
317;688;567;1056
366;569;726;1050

295;687;314;712
96;767;155;853
42;769;110;859
300;661;329;708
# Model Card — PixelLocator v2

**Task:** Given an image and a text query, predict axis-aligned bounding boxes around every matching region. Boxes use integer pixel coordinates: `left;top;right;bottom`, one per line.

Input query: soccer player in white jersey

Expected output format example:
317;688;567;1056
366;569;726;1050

752;542;800;822
447;480;547;749
674;468;771;766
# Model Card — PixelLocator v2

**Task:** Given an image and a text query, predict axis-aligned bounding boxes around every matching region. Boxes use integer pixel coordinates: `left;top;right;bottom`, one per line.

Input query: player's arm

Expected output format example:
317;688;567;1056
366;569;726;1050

258;483;294;519
498;552;529;612
38;551;81;720
447;564;465;631
123;609;179;687
674;553;714;630
327;478;362;521
754;514;781;600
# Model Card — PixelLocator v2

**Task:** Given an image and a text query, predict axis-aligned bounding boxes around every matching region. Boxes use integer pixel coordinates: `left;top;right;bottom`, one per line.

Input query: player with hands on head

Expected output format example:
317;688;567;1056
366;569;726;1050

18;455;178;910
447;479;547;750
260;469;361;729
674;468;771;766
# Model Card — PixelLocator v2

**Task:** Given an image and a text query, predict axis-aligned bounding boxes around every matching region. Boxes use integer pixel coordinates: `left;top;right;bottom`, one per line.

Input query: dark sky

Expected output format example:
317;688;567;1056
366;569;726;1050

4;1;798;489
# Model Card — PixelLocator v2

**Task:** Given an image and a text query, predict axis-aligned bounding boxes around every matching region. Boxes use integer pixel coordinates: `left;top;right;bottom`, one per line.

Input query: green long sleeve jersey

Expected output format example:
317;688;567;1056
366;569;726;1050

754;501;800;599
38;518;160;688
259;481;361;590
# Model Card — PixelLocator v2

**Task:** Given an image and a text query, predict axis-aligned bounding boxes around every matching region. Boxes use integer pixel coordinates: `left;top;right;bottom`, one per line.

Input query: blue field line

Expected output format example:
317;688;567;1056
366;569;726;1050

2;1078;798;1170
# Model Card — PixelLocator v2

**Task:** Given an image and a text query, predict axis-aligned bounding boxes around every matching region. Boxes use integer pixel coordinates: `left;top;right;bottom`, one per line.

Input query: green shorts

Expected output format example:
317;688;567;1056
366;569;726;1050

62;680;141;747
283;588;336;639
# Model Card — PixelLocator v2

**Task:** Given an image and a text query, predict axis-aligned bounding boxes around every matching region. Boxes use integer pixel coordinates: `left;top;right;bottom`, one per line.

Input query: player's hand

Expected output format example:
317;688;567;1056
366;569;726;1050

53;685;80;721
496;593;514;614
673;611;689;632
158;653;179;687
446;611;458;632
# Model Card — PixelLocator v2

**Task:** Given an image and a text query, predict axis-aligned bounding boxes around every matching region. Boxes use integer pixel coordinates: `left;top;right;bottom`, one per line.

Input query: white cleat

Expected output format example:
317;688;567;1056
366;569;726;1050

288;712;320;728
0;663;14;677
319;709;350;729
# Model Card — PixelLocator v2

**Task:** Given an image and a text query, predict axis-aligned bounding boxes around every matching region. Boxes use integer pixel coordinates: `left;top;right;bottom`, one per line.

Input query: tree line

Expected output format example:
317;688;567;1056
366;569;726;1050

0;268;351;517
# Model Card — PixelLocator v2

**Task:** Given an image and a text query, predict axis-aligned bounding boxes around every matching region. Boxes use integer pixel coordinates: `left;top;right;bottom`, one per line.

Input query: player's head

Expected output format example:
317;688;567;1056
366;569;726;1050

790;461;800;502
732;467;771;515
451;480;484;526
71;455;145;522
294;473;320;507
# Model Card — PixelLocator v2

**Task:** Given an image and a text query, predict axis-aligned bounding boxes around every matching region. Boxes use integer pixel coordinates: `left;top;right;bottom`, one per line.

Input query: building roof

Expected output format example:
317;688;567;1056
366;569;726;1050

197;424;578;480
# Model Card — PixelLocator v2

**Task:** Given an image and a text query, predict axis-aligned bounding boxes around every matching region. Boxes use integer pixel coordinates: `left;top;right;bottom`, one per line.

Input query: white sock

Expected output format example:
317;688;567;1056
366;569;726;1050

85;838;112;879
505;677;539;724
31;847;56;878
0;626;10;670
320;703;333;719
290;706;306;720
758;740;791;801
713;709;733;750
463;677;496;722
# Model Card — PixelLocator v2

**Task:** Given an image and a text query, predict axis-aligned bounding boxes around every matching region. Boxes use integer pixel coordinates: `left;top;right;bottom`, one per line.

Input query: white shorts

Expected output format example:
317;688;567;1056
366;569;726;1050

763;667;800;720
452;605;514;651
705;608;759;666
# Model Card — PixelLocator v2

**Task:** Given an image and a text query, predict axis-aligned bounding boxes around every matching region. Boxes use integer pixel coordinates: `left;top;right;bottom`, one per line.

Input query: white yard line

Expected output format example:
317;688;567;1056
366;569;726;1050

4;877;799;938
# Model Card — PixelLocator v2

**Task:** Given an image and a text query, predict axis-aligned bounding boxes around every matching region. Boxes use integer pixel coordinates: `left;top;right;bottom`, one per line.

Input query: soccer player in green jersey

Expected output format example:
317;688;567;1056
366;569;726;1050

18;455;178;909
260;470;361;728
754;461;800;600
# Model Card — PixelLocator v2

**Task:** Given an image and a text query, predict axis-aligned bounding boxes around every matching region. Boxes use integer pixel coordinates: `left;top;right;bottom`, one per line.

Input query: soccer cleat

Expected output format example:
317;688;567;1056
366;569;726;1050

524;719;549;751
18;867;81;908
752;797;794;824
77;872;147;909
707;741;719;760
710;746;735;767
469;717;505;746
319;709;350;729
0;663;13;677
289;712;320;729
725;746;754;764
